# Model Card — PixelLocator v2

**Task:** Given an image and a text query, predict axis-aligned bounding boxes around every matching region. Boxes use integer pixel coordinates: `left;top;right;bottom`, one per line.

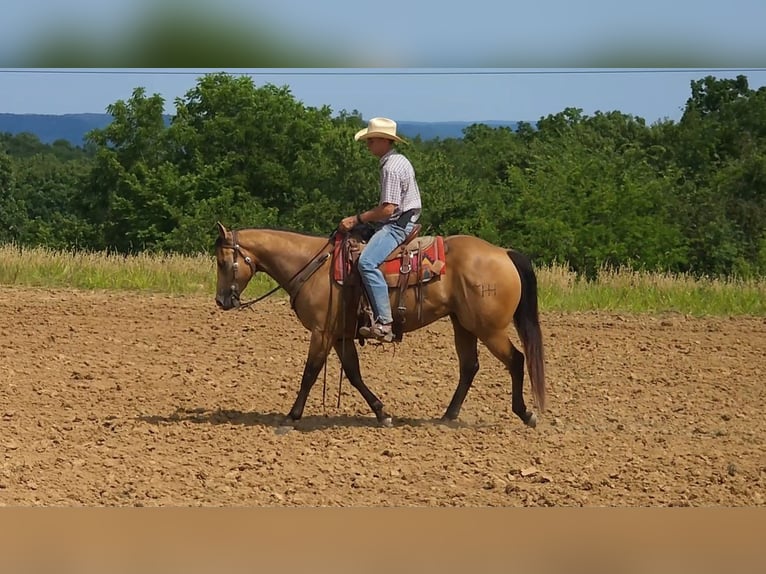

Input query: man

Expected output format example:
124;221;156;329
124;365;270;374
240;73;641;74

338;117;422;342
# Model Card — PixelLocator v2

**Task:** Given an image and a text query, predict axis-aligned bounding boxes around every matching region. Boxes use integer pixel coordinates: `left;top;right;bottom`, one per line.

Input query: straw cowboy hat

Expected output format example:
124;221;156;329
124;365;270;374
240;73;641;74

354;117;407;144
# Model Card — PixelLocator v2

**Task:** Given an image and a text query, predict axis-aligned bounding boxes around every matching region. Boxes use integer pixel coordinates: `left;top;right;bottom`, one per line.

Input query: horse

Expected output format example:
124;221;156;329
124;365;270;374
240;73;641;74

214;222;546;431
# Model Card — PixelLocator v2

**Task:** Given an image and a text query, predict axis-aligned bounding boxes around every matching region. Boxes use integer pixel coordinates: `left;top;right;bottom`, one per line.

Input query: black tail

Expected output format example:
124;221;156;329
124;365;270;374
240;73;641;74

507;249;546;412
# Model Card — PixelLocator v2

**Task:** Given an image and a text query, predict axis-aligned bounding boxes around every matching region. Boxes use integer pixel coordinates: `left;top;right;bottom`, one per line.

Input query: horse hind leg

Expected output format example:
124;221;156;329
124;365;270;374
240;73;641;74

510;346;536;428
481;330;537;428
442;315;480;422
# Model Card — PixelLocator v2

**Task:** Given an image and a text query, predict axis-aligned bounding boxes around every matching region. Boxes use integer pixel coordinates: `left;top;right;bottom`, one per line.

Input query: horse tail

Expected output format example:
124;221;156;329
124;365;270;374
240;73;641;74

507;249;546;412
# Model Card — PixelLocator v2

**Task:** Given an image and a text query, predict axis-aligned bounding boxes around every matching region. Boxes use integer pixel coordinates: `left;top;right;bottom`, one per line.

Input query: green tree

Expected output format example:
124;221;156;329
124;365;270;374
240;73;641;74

10;154;92;248
670;76;766;275
0;146;24;244
170;74;336;219
0;136;95;248
502;109;687;275
85;87;176;251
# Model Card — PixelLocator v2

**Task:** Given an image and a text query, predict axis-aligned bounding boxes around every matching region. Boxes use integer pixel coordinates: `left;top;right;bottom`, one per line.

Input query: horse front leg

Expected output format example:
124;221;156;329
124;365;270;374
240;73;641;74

282;330;333;428
333;338;392;427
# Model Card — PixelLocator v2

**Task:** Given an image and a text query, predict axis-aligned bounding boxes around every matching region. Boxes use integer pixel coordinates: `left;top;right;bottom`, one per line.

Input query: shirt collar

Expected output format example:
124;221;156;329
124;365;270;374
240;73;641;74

379;148;397;166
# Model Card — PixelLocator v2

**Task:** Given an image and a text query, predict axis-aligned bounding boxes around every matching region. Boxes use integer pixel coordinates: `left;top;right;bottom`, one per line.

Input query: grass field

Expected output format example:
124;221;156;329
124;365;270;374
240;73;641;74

1;245;764;316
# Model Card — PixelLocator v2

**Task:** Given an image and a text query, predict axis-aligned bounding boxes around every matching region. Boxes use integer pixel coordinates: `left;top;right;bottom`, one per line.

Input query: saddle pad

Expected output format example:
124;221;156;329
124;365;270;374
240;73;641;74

381;235;446;287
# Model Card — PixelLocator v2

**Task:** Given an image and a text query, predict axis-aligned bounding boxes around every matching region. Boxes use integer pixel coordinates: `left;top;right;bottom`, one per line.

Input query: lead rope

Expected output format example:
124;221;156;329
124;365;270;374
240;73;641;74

337;277;346;409
321;235;349;413
321;245;341;412
318;232;341;413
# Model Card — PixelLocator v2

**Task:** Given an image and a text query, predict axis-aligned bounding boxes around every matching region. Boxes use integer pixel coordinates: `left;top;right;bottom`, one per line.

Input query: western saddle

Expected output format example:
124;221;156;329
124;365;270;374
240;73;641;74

336;223;445;342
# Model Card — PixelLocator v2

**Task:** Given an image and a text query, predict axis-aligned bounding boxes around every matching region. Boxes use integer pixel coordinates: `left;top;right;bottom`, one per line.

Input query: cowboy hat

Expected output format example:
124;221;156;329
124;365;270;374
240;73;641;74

354;117;407;144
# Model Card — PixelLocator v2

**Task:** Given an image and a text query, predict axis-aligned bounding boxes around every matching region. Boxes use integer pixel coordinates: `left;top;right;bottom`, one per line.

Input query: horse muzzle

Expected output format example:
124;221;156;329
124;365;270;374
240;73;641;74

215;286;241;310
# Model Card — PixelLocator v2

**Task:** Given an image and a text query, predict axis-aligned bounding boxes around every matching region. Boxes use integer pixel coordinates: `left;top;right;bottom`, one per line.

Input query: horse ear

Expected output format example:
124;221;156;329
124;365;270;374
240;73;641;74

216;221;227;238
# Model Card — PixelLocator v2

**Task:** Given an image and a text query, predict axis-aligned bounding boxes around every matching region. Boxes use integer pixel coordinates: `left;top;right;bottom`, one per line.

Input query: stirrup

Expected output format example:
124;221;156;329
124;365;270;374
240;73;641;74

359;322;394;343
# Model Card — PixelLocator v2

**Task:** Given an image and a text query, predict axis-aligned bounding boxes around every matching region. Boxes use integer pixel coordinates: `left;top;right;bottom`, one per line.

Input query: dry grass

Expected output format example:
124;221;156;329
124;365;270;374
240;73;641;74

538;262;766;315
1;245;764;315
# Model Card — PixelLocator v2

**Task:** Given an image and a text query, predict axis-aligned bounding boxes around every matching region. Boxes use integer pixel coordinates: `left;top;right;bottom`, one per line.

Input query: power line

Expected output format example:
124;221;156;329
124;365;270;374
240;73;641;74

1;68;765;77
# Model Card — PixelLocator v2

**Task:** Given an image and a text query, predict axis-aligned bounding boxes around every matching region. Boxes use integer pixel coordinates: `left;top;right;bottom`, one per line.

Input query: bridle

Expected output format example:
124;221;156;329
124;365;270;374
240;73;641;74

224;230;262;308
221;229;335;309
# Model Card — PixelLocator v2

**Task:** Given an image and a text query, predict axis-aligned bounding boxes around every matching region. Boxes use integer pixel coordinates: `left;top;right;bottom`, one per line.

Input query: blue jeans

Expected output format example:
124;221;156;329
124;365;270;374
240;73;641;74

357;221;416;324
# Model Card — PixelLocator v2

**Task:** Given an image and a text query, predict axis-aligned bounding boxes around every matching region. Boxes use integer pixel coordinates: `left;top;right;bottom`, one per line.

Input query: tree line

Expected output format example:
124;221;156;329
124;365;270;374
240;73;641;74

1;72;764;278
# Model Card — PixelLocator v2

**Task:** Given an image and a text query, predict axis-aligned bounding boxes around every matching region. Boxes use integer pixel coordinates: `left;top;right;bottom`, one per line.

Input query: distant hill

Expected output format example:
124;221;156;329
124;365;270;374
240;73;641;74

0;113;523;146
398;120;522;140
0;113;115;145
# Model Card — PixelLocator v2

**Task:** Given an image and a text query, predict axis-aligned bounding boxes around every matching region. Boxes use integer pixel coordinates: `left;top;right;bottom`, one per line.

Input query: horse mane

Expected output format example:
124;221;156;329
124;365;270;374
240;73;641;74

215;226;331;249
230;226;330;238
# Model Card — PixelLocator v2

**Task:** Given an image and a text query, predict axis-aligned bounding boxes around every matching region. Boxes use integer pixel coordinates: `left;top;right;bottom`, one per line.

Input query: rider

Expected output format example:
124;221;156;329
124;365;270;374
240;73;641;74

338;117;422;342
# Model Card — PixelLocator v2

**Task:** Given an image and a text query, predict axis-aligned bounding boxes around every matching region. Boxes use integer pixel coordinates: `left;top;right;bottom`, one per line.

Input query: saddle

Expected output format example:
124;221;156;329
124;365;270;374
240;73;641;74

332;223;447;341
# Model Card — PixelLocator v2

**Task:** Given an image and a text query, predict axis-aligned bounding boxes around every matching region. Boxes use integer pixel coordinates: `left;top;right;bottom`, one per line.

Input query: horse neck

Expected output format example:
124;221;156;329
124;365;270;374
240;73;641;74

240;229;328;287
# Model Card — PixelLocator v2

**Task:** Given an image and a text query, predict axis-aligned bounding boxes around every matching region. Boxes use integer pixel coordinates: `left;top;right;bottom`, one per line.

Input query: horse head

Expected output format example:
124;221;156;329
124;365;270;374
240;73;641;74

214;222;257;310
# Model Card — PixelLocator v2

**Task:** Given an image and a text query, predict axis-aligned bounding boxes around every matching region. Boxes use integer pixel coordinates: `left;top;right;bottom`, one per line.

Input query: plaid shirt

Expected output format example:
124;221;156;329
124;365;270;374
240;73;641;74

379;149;422;223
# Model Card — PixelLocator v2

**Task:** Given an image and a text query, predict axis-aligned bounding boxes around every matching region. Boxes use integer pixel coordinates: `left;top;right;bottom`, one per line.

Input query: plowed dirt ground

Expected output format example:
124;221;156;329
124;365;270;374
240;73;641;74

1;287;764;506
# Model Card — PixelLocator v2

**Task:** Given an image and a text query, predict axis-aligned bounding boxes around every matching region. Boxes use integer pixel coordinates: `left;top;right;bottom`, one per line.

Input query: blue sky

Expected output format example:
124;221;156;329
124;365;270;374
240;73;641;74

1;0;765;123
2;68;766;125
2;0;765;66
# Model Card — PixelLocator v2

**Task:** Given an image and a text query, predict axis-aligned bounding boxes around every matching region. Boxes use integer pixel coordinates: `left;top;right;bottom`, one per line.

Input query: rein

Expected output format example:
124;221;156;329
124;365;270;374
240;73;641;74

237;283;283;309
229;229;336;310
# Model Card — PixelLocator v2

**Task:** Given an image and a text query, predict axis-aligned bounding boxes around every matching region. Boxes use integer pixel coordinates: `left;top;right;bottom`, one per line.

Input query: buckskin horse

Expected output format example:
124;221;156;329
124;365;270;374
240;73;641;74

214;221;545;430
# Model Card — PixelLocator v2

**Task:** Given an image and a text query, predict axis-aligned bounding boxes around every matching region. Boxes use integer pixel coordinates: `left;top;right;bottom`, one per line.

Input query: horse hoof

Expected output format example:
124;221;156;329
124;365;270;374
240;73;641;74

380;416;393;428
275;424;294;435
525;412;537;428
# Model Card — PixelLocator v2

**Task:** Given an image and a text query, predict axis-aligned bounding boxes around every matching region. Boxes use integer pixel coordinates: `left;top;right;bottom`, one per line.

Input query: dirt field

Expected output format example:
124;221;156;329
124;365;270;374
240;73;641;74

0;286;764;507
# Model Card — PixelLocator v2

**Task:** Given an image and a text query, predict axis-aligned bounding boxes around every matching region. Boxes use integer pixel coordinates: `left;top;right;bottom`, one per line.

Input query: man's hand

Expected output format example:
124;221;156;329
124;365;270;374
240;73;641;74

338;215;358;232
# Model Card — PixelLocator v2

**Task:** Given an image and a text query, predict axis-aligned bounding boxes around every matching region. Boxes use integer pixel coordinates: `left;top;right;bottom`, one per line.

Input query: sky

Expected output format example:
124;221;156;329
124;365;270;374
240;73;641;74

3;68;766;125
1;0;765;124
2;0;765;66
